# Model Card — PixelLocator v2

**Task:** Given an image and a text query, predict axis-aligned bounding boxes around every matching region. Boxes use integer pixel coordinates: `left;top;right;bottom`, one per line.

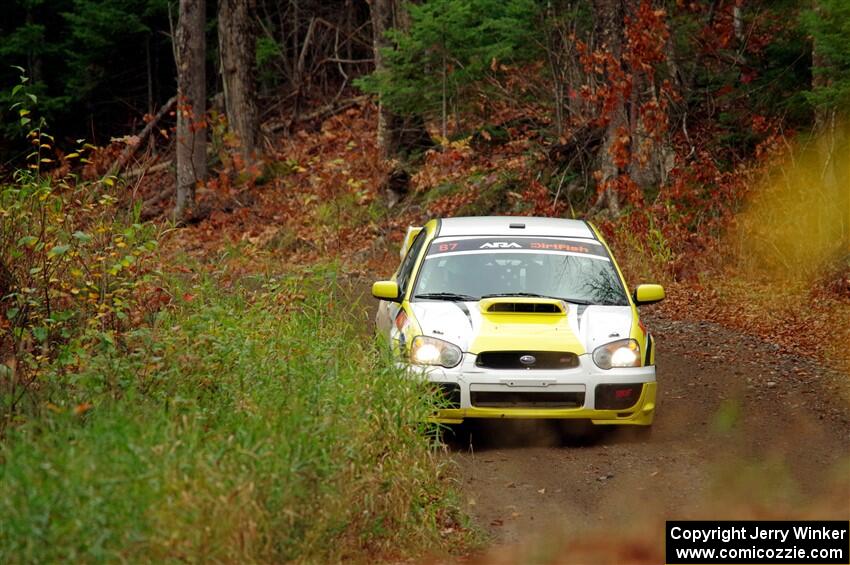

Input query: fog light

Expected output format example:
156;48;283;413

596;383;643;410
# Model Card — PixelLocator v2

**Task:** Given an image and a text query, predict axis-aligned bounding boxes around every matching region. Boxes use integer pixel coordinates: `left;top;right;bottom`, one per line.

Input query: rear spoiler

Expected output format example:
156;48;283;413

400;226;423;259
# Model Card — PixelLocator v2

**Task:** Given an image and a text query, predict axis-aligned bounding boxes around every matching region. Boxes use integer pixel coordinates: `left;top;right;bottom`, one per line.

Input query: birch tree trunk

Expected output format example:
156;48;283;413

174;0;207;220
219;0;259;159
733;0;744;44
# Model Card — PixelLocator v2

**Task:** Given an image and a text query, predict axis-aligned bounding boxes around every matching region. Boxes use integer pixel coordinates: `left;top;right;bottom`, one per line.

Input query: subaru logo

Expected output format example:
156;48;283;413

519;355;536;366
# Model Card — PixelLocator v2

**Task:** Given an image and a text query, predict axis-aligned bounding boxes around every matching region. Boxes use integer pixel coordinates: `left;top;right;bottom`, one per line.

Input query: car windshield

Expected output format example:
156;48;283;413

412;237;628;306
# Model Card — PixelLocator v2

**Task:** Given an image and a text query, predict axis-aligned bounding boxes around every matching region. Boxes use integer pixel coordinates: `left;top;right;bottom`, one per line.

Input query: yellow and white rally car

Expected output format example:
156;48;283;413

372;216;665;428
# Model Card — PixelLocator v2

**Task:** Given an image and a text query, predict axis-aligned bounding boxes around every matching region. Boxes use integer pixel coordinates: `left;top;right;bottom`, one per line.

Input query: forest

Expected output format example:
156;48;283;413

0;0;849;562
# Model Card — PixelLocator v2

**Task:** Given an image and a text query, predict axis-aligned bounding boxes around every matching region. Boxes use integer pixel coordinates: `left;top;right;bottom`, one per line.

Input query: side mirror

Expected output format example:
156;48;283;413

372;280;401;302
633;284;665;306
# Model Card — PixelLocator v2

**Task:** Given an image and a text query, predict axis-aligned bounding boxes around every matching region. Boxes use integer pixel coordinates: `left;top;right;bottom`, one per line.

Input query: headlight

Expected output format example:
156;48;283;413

410;336;463;368
592;339;641;369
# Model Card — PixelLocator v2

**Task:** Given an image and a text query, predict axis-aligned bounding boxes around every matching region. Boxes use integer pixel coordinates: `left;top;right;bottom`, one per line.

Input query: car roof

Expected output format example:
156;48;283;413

436;216;596;239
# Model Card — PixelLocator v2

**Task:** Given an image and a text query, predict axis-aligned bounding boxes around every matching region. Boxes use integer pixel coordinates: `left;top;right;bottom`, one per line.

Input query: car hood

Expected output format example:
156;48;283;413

409;299;634;355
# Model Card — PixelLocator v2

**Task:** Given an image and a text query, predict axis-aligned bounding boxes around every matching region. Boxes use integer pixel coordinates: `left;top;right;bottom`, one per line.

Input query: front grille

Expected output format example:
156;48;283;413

475;351;579;370
470;391;584;408
434;382;461;409
595;383;643;410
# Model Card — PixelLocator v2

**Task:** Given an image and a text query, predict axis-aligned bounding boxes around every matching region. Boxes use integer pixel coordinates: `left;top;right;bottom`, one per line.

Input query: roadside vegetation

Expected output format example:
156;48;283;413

0;99;470;559
1;260;469;562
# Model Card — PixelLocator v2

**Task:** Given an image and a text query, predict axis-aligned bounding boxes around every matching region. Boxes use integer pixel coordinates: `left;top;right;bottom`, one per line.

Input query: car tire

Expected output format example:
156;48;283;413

440;422;472;449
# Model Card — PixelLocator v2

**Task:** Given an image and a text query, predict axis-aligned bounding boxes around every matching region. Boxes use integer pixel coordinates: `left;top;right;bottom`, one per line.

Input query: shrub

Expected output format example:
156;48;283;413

0;162;159;427
1;73;161;427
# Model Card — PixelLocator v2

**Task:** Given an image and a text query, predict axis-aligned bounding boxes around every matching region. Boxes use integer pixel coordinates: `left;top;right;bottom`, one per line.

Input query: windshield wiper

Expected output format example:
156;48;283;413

555;296;598;305
414;292;478;301
481;292;552;299
480;292;594;305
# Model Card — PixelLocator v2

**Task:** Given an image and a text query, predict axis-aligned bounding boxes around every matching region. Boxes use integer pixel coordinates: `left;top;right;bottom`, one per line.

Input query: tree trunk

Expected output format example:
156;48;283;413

733;0;744;45
174;0;207;220
369;0;431;160
370;0;396;159
26;10;44;85
219;0;259;158
593;0;627;215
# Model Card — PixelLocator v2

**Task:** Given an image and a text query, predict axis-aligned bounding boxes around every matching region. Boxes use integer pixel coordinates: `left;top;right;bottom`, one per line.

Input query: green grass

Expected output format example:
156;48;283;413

0;268;470;563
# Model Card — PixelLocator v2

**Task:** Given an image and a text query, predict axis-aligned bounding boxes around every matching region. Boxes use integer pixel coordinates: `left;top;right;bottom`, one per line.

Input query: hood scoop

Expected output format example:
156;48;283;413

479;297;567;315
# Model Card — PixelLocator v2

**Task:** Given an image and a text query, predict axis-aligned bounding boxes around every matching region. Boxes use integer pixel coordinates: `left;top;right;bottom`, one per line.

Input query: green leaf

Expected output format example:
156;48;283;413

72;231;92;242
11;84;22;97
32;327;48;343
26;93;37;104
99;331;115;348
48;244;70;258
17;235;38;248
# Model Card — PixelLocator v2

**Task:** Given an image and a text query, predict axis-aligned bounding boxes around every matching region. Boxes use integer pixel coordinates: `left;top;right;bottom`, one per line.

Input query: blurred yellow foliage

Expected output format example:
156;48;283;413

731;123;849;282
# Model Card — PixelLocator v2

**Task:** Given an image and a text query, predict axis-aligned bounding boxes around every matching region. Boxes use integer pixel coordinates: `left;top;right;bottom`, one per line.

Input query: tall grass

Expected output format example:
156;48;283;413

0;270;468;562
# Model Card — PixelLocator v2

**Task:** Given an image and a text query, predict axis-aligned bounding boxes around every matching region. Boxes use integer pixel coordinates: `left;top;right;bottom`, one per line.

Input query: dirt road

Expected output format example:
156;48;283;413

449;312;850;560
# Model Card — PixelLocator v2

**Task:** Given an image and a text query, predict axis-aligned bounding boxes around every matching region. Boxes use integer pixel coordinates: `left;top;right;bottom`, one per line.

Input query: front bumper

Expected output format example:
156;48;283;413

411;354;656;426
